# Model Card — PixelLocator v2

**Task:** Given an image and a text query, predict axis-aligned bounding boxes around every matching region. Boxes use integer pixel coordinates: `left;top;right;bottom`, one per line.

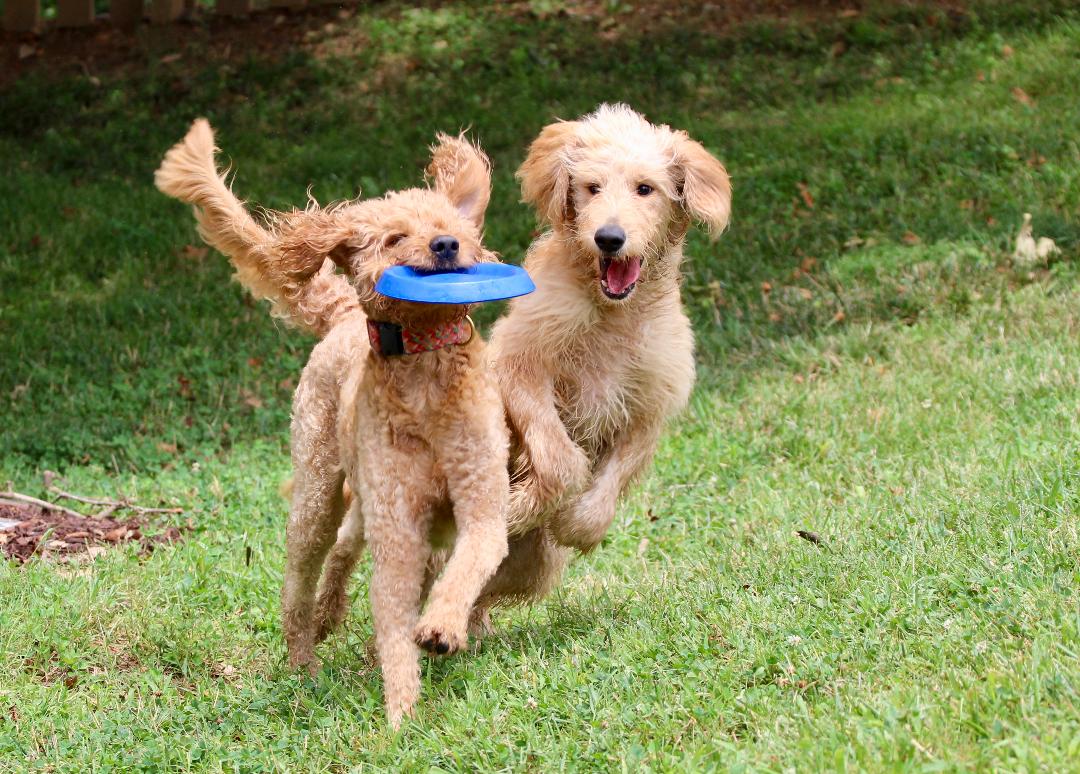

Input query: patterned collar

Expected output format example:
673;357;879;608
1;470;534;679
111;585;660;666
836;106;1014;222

366;316;474;357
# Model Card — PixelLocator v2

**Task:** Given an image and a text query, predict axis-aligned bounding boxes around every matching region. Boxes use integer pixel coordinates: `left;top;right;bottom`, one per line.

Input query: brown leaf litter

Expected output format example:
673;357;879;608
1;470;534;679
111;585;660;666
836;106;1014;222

0;502;182;564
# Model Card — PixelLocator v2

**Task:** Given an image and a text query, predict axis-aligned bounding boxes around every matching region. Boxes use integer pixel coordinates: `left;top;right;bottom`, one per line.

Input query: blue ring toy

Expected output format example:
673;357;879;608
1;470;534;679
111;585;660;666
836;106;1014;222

375;263;535;305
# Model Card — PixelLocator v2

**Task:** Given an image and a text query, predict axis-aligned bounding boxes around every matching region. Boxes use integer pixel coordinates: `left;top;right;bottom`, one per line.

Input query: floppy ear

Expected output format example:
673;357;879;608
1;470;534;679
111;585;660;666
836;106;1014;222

673;132;732;236
274;207;368;278
427;133;492;229
516;119;579;227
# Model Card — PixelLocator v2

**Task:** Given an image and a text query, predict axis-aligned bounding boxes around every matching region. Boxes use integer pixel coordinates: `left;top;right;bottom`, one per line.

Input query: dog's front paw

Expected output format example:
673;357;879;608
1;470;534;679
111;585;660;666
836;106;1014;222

413;618;467;657
550;494;615;553
527;432;591;500
287;651;322;677
385;696;417;730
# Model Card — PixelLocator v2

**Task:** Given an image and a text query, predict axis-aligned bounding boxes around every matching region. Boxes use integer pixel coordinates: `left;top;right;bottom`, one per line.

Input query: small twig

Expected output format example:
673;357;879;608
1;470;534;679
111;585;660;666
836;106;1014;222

0;491;87;520
95;503;122;520
50;487;183;517
50;489;115;507
127;505;184;515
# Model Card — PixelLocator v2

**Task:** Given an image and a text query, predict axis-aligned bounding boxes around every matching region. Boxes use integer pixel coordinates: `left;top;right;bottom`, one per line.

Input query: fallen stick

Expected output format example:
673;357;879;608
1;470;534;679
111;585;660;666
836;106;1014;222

50;488;184;516
0;491;88;520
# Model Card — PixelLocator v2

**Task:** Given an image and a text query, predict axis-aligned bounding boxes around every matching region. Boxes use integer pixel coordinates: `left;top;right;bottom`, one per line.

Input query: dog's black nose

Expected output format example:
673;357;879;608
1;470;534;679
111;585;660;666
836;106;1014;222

594;225;626;254
429;235;460;267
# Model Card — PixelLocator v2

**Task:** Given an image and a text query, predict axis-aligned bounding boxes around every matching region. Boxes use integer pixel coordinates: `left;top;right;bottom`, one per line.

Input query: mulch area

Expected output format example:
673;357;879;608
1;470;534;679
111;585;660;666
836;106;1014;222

0;501;182;564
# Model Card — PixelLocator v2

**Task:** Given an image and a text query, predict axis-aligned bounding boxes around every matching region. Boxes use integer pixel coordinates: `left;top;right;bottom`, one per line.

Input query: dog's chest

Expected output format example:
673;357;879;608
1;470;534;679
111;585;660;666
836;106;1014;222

553;324;644;449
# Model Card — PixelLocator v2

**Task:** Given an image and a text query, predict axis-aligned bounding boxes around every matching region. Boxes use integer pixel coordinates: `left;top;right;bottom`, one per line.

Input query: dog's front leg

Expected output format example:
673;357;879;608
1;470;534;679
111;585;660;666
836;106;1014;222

366;492;432;729
414;418;509;656
549;420;664;552
498;356;590;532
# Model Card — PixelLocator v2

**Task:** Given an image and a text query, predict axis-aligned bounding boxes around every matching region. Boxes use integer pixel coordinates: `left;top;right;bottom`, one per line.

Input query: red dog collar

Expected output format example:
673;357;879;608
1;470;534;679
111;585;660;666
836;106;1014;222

366;316;474;357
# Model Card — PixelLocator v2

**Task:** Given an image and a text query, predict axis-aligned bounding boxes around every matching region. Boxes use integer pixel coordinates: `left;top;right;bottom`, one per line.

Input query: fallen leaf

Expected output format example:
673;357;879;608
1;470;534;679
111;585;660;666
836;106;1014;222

796;530;823;545
157;442;178;455
830;40;847;58
797;182;815;209
833;309;846;323
18;44;37;60
902;231;921;245
160;52;182;64
760;281;773;294
104;526;128;542
179;244;208;261
959;199;975;210
1001;45;1014;58
177;375;193;400
246;357;262;368
1011;87;1035;106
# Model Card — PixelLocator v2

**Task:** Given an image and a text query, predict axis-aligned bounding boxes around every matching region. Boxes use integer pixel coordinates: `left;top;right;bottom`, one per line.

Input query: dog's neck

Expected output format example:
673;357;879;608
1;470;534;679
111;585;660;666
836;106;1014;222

366;317;473;357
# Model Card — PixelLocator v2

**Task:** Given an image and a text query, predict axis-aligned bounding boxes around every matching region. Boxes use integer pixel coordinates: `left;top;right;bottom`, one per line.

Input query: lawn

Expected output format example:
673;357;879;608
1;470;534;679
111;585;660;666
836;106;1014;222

2;0;1080;769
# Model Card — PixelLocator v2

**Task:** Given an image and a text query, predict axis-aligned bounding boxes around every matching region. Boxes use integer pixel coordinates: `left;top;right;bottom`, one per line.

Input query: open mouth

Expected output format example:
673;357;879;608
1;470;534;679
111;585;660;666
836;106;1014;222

599;255;641;300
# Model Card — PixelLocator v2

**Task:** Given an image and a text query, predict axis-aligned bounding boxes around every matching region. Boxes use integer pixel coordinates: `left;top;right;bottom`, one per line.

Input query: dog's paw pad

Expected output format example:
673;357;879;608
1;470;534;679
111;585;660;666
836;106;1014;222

413;624;465;656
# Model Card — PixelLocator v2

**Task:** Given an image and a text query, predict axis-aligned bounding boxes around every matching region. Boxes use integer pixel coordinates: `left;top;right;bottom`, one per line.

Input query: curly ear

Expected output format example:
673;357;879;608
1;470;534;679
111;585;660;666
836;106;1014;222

516;119;579;227
274;207;366;278
427;133;492;229
673;132;731;237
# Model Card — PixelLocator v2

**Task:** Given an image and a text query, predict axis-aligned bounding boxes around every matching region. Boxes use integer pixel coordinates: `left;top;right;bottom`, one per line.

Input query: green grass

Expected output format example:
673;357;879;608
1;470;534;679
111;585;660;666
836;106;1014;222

2;1;1080;769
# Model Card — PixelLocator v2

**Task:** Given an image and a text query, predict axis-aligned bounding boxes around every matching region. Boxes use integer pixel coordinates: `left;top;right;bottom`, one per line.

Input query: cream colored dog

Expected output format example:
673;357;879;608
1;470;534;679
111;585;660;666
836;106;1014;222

156;120;508;727
470;104;732;611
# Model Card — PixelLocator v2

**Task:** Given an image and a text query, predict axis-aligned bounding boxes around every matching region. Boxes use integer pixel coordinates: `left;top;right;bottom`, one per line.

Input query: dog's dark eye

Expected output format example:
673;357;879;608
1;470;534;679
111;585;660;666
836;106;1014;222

586;183;601;196
383;233;406;248
636;184;653;196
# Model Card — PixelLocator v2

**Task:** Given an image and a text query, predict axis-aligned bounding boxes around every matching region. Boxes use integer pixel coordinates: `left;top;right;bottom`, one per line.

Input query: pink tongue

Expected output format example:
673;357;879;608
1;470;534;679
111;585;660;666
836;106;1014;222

605;257;641;294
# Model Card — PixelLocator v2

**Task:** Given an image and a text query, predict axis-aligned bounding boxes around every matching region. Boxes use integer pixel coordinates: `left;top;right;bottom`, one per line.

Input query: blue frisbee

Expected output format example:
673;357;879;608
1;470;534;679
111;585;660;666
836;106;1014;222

375;263;535;305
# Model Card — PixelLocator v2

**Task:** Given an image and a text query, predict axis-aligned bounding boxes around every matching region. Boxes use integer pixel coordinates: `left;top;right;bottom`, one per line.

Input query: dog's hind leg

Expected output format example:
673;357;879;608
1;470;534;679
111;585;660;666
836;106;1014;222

313;496;366;645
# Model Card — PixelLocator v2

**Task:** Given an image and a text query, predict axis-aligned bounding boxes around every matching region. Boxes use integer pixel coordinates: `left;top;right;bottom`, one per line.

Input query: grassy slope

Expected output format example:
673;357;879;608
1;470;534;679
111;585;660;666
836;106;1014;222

1;1;1079;770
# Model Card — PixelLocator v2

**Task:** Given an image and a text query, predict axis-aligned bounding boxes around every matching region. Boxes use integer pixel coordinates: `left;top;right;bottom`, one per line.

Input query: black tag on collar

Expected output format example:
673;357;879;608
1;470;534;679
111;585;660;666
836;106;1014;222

367;319;405;356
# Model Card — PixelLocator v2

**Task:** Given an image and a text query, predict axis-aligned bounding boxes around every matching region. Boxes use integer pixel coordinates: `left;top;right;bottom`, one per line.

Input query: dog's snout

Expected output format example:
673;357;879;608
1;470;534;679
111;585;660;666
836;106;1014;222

593;225;626;254
429;235;460;267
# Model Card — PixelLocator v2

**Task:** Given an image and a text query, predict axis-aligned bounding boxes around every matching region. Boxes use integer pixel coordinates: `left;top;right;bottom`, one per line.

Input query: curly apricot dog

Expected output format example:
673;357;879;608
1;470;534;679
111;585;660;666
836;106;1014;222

469;104;732;611
156;120;508;727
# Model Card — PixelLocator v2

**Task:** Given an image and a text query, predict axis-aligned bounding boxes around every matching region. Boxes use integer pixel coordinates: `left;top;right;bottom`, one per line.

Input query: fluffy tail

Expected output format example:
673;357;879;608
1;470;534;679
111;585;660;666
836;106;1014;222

155;119;359;337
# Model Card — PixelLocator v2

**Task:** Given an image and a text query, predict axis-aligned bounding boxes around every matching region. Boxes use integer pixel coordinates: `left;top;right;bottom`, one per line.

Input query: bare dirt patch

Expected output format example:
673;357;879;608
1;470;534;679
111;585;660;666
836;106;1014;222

0;501;182;564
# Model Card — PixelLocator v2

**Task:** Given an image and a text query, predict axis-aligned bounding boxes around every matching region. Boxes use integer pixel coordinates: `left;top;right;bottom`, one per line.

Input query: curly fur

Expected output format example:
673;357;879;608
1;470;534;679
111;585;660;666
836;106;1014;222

157;121;507;729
